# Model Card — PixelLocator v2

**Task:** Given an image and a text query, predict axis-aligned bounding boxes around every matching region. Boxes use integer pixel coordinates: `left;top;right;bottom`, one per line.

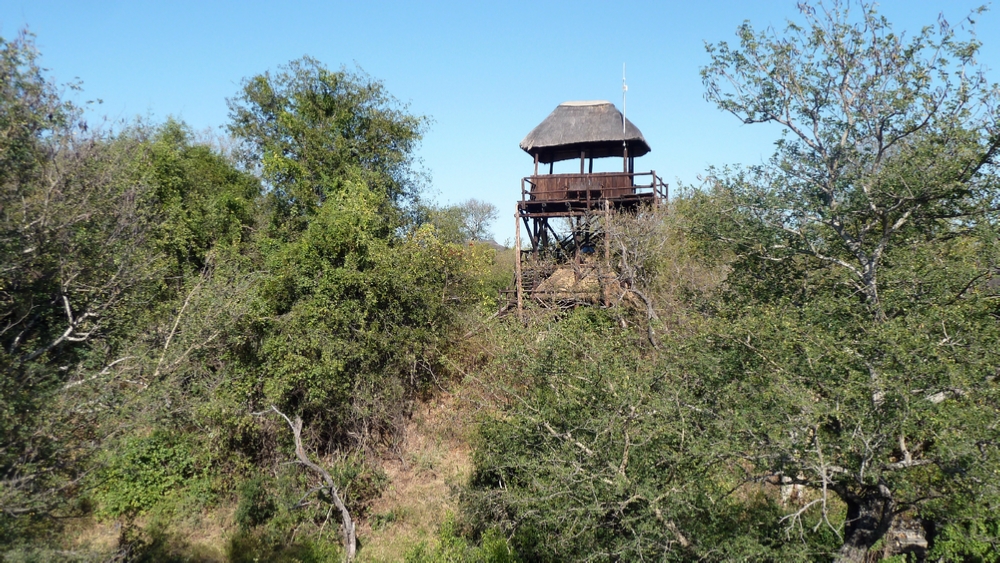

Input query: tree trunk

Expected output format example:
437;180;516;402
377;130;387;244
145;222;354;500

861;263;886;324
882;513;928;561
835;489;894;563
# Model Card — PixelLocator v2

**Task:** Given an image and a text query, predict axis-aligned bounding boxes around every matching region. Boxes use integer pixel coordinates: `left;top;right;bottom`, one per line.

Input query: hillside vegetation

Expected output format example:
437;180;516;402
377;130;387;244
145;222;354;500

2;2;999;562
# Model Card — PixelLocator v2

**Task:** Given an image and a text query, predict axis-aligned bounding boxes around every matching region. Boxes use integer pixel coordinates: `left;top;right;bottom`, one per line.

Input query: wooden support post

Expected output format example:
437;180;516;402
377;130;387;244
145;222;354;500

603;199;612;307
580;150;585;174
623;145;629;173
651;170;659;206
572;226;580;273
534;153;539;176
515;203;523;317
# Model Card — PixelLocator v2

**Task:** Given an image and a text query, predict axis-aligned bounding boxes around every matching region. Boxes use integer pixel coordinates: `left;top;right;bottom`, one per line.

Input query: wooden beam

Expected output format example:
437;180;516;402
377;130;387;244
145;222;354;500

543;220;570;254
515;203;523;317
604;199;611;307
651;170;658;207
571;224;580;270
524;216;538;250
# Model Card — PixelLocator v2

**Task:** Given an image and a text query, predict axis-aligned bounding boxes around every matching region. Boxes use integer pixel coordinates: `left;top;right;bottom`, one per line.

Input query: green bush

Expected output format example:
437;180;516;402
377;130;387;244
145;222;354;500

227;466;344;563
92;432;204;519
235;475;277;531
405;514;518;563
227;531;341;563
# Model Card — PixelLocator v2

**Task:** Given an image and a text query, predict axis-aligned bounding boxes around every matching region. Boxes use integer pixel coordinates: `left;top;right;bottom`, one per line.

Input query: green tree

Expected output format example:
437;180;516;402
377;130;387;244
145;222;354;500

217;61;501;548
422;198;500;243
458;199;499;241
227;57;427;222
702;0;999;323
218;187;493;453
700;2;1000;560
465;310;835;562
0;32;167;529
145;119;260;276
0;32;261;549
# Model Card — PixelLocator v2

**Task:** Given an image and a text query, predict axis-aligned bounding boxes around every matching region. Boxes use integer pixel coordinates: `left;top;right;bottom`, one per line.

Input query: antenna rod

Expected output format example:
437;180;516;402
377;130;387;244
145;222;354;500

622;63;628;173
622;63;627;136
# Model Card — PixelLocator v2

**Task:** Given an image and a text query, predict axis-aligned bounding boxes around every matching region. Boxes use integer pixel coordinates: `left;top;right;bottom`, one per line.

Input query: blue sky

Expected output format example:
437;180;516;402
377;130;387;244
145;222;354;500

3;0;998;243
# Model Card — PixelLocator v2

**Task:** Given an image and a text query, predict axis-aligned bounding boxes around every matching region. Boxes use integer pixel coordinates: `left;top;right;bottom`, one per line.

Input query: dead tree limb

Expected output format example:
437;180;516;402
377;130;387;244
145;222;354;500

153;273;205;379
263;406;356;562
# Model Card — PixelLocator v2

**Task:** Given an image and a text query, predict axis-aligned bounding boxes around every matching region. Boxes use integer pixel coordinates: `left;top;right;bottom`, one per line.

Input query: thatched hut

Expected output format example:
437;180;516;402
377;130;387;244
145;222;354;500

517;101;663;205
520;100;650;166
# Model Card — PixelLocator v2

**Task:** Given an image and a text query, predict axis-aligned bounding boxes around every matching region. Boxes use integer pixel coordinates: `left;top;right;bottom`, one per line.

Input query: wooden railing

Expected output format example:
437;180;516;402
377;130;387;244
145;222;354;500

521;171;667;203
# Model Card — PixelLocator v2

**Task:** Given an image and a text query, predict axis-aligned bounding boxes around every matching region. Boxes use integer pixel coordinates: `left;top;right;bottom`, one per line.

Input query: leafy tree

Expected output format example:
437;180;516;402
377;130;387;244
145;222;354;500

217;61;504;544
219;188;483;450
419;203;467;244
145;119;260;276
422;198;500;243
0;32;262;551
458;199;499;241
0;32;168;530
0;33;497;559
227;57;427;222
0;30;71;186
700;2;1000;560
702;0;999;323
466;310;836;562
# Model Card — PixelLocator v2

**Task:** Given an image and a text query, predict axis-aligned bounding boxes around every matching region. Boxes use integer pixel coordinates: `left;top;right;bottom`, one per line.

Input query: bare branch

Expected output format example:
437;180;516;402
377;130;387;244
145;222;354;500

260;406;356;562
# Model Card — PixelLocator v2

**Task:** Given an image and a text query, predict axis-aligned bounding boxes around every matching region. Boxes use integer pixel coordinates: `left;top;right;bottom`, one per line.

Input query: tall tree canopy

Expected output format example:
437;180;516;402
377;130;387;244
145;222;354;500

227;57;427;221
700;1;1000;560
219;56;493;491
0;29;263;539
701;0;1000;322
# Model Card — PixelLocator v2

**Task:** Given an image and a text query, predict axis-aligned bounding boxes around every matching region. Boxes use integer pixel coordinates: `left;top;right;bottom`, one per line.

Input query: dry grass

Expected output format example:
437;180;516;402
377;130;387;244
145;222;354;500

357;392;474;562
58;507;234;561
168;507;233;561
61;516;120;556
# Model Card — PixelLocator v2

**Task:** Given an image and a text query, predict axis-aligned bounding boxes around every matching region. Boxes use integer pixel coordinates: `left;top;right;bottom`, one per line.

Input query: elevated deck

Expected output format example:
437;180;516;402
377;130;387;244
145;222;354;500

518;171;667;216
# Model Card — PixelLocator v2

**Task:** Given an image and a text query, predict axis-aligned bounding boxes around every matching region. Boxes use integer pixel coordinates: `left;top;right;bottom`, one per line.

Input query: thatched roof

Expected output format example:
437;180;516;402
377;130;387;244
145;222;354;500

520;101;651;164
